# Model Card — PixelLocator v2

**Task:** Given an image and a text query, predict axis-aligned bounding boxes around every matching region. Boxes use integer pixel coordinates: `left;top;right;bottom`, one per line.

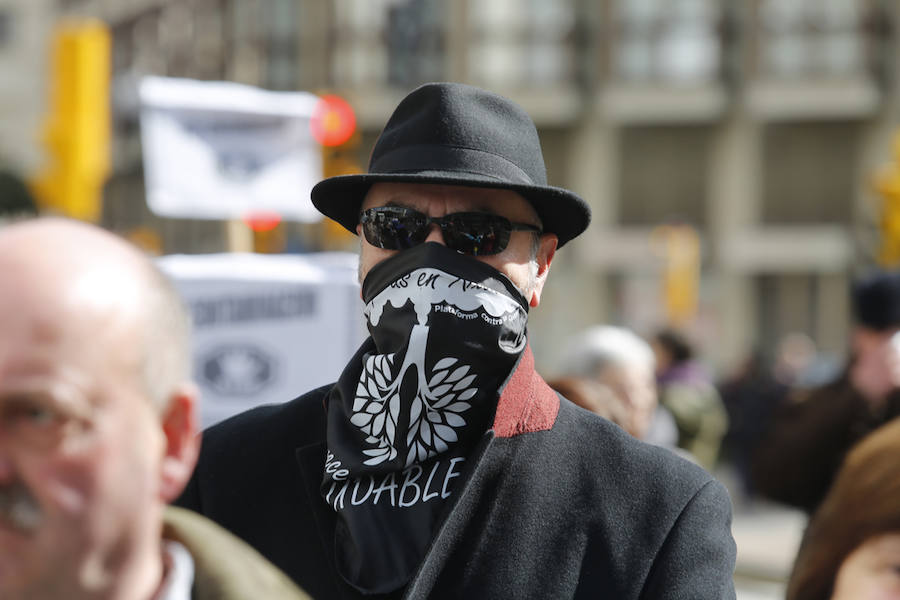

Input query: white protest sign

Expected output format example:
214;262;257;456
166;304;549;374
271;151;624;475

139;76;323;221
157;252;367;427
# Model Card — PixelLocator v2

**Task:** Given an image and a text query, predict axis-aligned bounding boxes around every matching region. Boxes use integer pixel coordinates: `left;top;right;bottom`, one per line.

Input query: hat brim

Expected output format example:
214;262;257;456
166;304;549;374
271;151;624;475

311;172;590;249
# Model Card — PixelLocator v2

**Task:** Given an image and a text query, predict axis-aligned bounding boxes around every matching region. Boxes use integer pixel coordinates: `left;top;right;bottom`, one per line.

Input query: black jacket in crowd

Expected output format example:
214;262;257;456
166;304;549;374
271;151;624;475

752;369;900;513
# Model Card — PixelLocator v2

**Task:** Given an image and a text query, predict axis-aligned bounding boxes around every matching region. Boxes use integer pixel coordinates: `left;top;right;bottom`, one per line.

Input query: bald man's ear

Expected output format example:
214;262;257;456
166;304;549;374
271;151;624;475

158;384;201;503
529;233;557;308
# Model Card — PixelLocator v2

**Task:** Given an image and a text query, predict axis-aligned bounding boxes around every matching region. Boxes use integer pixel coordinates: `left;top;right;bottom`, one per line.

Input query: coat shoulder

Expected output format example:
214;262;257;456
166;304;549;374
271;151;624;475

552;397;715;494
435;396;736;598
553;398;736;597
200;383;331;459
176;384;331;513
163;507;311;600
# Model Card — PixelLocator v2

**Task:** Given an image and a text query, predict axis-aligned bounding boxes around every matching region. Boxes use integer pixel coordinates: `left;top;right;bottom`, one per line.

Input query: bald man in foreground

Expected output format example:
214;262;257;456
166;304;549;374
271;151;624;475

0;218;308;599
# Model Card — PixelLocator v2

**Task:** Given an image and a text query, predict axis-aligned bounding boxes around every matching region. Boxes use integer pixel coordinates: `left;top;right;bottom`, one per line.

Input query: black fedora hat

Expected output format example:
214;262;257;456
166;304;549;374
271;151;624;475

311;82;591;248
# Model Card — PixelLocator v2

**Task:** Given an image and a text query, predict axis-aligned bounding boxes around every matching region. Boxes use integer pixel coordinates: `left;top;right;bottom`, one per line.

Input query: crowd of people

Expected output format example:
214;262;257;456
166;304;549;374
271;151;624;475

1;82;898;599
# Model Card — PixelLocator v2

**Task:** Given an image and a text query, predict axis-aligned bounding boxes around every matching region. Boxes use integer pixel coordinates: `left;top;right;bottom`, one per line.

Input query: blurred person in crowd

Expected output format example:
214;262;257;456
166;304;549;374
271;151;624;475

773;332;818;386
178;83;736;598
556;325;678;446
0;218;309;600
786;417;900;600
652;328;729;471
752;271;900;513
546;375;632;431
718;348;788;500
773;331;838;390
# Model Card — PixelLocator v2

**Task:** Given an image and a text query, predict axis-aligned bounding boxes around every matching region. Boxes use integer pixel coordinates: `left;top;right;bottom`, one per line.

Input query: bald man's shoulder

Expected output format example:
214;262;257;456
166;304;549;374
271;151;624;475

164;506;311;599
175;385;331;593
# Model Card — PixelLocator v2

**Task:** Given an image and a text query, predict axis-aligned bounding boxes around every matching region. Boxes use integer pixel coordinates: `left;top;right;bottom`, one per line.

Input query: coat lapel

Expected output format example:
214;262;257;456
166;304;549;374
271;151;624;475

403;344;559;597
402;430;502;598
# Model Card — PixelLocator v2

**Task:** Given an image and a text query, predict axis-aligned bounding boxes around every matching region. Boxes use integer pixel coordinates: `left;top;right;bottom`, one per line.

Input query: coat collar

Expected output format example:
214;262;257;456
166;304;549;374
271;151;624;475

491;344;560;438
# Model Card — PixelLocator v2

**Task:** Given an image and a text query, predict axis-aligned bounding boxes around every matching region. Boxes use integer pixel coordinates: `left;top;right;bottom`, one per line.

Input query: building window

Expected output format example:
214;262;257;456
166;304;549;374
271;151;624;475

192;0;227;81
468;0;576;89
754;0;878;80
266;0;298;90
618;125;712;226
386;0;444;87
761;122;859;224
610;0;722;84
331;0;446;88
0;11;10;49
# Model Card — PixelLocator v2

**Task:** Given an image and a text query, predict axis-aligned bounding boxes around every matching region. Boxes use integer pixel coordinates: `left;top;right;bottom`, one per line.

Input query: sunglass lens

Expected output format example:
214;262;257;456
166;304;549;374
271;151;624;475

442;213;511;256
363;208;427;250
362;208;517;256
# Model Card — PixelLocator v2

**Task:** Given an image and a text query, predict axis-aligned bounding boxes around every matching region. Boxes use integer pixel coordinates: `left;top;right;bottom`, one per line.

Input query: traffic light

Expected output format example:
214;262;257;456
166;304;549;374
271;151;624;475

30;20;111;222
244;212;285;254
311;94;362;249
312;94;362;179
873;131;900;267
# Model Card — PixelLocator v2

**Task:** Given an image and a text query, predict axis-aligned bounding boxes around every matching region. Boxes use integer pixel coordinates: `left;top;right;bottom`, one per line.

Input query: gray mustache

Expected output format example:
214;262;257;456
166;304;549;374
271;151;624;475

0;483;42;532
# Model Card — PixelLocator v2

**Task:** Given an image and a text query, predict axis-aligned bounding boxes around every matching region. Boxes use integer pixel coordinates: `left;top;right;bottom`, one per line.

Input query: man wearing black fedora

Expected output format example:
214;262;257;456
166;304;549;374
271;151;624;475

178;82;737;598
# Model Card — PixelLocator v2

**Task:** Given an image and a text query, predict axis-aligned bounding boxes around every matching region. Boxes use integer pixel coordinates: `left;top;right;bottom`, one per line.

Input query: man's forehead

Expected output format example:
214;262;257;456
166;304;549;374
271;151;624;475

362;182;536;218
0;332;98;421
0;267;145;393
0;303;134;374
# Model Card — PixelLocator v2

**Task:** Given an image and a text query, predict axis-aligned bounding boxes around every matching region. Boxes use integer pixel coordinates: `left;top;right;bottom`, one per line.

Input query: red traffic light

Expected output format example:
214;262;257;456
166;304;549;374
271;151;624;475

310;94;357;147
243;211;282;232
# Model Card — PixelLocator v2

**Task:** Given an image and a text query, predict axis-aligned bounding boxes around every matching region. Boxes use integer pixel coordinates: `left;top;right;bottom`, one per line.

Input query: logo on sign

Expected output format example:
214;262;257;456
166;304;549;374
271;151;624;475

200;344;276;396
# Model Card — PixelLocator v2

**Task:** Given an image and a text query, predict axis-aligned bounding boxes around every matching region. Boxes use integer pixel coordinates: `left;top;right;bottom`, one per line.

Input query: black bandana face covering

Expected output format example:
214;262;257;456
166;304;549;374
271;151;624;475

322;242;530;594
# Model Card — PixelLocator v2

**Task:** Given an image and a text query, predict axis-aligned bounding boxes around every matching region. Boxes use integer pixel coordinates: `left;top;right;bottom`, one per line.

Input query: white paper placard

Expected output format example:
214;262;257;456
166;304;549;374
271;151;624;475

158;252;366;427
140;76;323;221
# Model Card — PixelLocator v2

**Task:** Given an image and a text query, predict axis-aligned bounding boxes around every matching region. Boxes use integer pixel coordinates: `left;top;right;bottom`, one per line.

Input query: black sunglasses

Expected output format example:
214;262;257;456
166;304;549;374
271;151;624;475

360;206;542;256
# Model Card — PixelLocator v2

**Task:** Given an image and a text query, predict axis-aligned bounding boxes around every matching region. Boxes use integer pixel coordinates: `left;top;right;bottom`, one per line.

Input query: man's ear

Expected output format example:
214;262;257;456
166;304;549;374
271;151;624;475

529;233;558;308
356;224;367;298
158;384;201;503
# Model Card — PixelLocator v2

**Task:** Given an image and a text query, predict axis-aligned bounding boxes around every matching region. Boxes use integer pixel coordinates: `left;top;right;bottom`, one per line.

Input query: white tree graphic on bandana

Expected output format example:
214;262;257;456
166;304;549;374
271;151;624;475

351;268;526;467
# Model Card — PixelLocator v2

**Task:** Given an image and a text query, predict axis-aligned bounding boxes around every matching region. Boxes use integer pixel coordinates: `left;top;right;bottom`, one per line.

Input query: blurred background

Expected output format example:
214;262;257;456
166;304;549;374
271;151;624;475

3;1;900;597
4;0;900;376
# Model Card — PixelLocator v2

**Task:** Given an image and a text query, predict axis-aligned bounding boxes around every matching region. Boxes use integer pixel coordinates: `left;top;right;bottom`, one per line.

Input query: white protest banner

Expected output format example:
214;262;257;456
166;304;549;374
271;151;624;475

157;252;367;427
139;76;323;221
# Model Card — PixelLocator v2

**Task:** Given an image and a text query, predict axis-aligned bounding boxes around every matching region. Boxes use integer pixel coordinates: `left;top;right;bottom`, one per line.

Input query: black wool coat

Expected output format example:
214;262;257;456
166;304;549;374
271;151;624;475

177;347;736;599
